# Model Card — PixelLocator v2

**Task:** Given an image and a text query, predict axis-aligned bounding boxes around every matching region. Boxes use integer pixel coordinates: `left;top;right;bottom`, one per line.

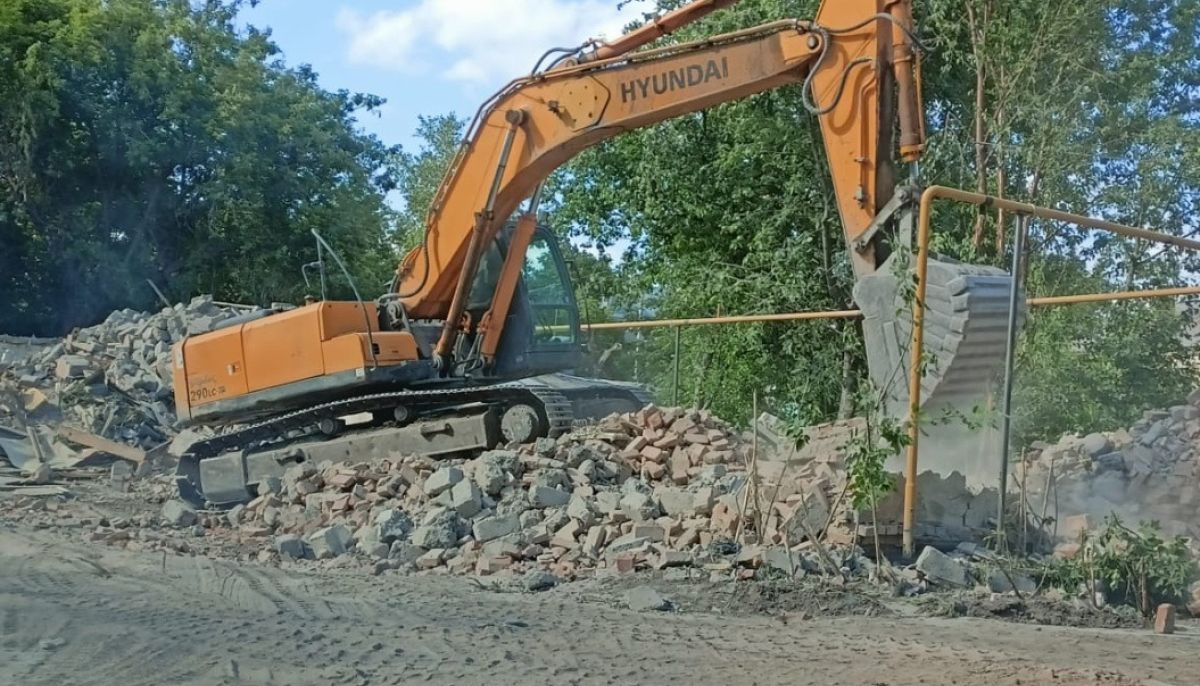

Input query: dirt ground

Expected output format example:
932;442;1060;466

0;522;1195;686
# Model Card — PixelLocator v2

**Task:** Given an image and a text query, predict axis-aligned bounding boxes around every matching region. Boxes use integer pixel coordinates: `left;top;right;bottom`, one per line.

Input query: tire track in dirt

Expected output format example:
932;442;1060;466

1;526;1194;685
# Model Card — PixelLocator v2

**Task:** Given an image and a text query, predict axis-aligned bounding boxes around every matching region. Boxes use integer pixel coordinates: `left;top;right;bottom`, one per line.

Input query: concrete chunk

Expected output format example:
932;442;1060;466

524;571;559;591
274;534;310;560
566;493;595;525
656;488;693;517
760;547;797;576
161;500;197;528
624;586;670;611
374;508;414;544
551;520;582;548
473;514;520;543
55;355;90;379
531;485;570;508
423;467;464;496
307;524;353;559
987;570;1036;594
606;533;649;555
411;509;463;549
620;491;659;521
914;546;969;587
582;526;608;555
389;541;423;565
449;479;482;518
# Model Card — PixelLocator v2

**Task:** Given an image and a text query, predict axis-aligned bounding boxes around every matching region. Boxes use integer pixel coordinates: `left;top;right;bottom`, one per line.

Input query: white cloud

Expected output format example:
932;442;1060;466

336;0;649;86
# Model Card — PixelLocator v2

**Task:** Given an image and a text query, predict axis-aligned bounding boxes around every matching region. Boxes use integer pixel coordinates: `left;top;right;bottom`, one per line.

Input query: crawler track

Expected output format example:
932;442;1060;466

176;375;649;506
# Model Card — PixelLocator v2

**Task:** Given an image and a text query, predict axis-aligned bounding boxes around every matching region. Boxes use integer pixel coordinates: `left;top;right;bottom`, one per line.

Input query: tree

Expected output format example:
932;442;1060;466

392;114;467;250
0;0;399;335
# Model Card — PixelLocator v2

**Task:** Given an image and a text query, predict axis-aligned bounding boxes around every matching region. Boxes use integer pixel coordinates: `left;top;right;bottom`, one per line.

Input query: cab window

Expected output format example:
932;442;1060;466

522;235;577;345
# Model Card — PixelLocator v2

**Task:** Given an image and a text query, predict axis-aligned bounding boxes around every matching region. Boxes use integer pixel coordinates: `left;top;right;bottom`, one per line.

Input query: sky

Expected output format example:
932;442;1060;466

240;0;652;152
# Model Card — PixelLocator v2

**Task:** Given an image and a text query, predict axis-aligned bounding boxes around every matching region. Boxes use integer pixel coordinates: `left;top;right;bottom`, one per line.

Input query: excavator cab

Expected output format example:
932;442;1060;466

468;224;584;379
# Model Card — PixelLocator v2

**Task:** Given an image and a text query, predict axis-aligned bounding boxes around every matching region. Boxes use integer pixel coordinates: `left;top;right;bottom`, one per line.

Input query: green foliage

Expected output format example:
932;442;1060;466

1013;257;1196;445
392;114;466;250
0;0;398;334
844;412;905;513
1041;515;1197;616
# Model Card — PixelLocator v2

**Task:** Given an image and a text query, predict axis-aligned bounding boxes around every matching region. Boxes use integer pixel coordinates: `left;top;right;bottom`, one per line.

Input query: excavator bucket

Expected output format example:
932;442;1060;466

853;256;1022;419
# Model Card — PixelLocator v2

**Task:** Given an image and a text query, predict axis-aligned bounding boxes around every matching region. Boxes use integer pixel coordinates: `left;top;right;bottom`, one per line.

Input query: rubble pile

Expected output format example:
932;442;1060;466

0;296;252;448
1019;389;1200;542
143;406;992;581
207;406;804;578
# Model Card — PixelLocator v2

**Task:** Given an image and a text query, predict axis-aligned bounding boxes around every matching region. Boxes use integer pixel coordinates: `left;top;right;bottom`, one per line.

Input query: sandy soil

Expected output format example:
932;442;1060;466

0;523;1195;686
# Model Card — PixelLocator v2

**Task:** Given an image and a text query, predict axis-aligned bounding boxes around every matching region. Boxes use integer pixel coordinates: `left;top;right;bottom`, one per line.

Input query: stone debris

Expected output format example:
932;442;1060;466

914;546;971;587
0;296;255;452
274;534;309;560
624;586;671;611
161;500;197;528
13;295;1200;597
137;404;990;585
1019;392;1200;543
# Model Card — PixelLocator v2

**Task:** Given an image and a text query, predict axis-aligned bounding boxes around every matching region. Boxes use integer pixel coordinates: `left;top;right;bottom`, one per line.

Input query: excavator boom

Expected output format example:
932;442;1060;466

395;1;922;339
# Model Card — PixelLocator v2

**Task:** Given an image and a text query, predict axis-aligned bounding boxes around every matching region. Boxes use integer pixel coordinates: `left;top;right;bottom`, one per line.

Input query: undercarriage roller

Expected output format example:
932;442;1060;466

853;256;1023;418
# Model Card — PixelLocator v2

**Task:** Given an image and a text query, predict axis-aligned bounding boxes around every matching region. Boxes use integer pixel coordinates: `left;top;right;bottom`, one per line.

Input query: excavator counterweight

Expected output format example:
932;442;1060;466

171;0;1019;507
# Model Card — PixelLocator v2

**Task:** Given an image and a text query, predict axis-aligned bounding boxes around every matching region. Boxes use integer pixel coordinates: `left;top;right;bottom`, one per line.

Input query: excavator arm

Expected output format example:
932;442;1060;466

393;0;926;368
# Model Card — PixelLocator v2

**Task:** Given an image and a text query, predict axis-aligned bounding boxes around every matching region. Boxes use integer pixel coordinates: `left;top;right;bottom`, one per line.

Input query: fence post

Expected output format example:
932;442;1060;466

996;213;1028;548
672;325;681;406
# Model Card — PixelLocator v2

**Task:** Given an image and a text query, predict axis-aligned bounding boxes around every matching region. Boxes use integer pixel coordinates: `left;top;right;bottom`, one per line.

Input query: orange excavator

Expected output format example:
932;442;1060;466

174;0;1015;505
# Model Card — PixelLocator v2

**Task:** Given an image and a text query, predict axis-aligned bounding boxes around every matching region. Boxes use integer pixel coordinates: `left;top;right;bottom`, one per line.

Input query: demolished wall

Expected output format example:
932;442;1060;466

1019;392;1200;541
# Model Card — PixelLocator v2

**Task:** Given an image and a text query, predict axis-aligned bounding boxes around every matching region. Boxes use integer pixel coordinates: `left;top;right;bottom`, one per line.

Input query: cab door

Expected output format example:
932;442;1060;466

491;226;584;376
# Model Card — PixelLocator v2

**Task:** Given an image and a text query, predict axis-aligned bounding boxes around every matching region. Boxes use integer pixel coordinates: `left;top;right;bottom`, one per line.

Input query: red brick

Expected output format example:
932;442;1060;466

670;451;690;485
1155;604;1176;634
653;433;681;449
1061;514;1092;541
551;560;578;579
674;527;700;550
640;445;666;462
669;417;696;434
642;462;666;480
327;473;357;490
475;557;512;575
704;450;732;465
614;555;636;573
683;432;710;445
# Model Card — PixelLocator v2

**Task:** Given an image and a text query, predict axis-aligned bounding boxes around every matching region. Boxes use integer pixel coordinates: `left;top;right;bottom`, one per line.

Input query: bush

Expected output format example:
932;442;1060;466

1040;515;1196;617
